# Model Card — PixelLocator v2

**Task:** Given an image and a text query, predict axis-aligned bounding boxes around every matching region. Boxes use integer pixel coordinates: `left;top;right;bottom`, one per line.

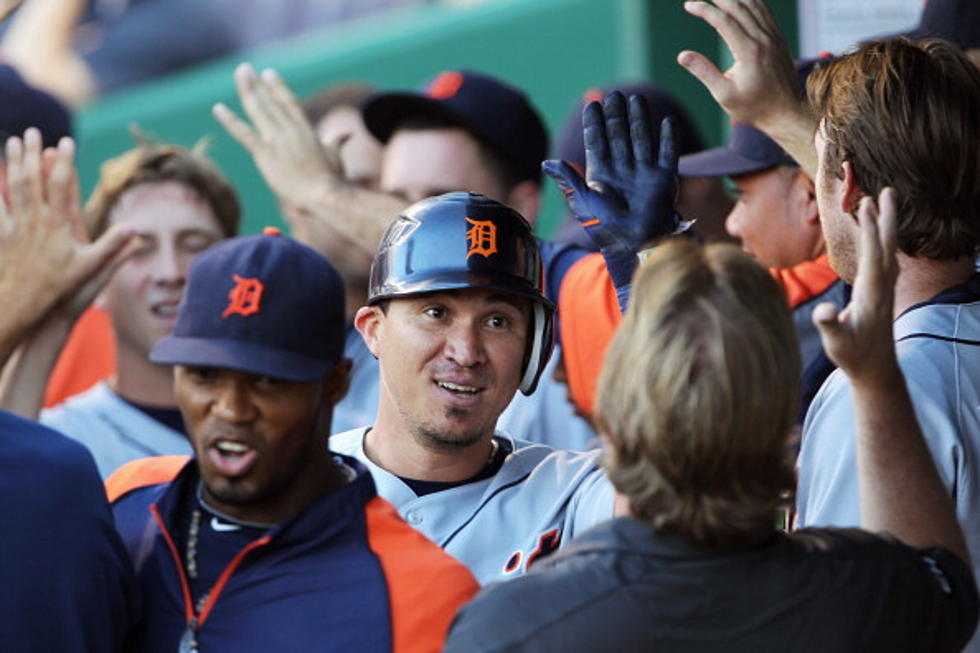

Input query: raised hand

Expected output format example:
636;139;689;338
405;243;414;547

677;0;798;129
677;0;816;174
0;129;136;361
543;91;688;312
812;188;899;381
213;63;341;212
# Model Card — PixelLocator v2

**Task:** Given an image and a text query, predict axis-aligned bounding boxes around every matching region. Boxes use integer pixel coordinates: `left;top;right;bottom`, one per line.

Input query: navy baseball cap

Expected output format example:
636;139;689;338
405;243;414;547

678;122;796;178
906;0;980;49
0;64;72;148
362;70;548;184
150;228;346;382
679;57;831;178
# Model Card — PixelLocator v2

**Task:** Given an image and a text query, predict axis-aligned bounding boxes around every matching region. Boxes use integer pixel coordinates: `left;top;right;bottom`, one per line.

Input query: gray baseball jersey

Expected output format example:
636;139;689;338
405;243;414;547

330;427;614;584
41;381;191;479
797;283;980;652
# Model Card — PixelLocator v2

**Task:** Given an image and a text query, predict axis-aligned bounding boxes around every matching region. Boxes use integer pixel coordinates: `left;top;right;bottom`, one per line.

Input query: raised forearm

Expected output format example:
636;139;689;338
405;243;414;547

0;315;73;418
303;181;407;257
756;107;818;179
853;368;970;565
2;0;86;52
0;277;68;367
0;0;96;105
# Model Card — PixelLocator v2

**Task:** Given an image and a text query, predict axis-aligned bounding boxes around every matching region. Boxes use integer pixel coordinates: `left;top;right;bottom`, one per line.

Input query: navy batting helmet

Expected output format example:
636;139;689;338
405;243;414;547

369;192;554;395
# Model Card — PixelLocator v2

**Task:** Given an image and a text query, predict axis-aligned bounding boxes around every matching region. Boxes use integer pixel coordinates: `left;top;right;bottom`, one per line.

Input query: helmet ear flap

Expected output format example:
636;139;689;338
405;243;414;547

519;302;555;395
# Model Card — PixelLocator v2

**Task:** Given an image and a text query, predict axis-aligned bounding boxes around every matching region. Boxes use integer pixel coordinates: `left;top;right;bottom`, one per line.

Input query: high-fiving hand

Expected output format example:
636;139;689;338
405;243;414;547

213;63;342;213
0;129;137;362
543;91;687;312
677;0;817;174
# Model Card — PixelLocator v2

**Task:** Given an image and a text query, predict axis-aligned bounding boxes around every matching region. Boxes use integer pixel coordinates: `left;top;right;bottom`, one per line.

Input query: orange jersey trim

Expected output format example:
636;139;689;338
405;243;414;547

770;254;839;309
364;496;478;653
105;455;190;503
44;306;115;407
558;253;621;417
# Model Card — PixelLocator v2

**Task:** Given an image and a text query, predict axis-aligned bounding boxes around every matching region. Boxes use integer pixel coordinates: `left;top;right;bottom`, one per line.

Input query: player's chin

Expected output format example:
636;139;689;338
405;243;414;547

201;474;262;507
419;417;488;452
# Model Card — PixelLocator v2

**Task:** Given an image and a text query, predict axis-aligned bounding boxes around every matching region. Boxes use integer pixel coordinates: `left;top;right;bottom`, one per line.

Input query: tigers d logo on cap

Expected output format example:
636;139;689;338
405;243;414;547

222;274;264;319
149;230;347;383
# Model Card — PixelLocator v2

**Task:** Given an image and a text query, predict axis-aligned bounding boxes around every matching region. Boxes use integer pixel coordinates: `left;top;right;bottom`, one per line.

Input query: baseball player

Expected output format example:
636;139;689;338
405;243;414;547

331;192;614;584
331;86;687;584
105;230;477;652
677;2;980;650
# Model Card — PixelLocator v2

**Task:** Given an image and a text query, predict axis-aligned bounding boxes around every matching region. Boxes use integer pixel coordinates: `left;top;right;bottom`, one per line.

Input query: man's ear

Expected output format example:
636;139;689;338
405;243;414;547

839;161;863;215
506;181;541;226
353;305;384;358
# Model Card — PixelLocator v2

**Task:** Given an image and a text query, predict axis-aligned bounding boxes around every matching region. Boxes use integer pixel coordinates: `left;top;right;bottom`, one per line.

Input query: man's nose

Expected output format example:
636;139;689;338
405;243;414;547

212;380;257;424
443;320;487;367
150;242;185;285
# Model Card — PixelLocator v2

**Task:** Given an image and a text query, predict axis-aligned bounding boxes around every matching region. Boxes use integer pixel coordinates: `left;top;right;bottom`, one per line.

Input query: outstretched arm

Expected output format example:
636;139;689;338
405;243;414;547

213;64;404;275
812;188;969;566
0;130;136;415
677;0;817;176
543;91;687;313
0;0;97;107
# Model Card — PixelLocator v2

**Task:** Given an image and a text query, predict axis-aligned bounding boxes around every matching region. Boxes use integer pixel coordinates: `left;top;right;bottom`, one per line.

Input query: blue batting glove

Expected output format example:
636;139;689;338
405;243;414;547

543;91;690;313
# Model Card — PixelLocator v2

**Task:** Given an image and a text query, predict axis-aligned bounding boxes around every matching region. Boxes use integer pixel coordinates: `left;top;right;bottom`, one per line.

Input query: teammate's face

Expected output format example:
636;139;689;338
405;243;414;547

100;182;224;357
359;288;528;451
175;366;339;522
316;106;383;189
814;126;859;283
380;128;509;204
725;166;819;269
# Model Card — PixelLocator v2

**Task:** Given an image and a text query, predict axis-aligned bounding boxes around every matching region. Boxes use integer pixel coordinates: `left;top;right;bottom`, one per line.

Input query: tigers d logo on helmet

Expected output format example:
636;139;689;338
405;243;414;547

465;217;498;259
367;192;556;395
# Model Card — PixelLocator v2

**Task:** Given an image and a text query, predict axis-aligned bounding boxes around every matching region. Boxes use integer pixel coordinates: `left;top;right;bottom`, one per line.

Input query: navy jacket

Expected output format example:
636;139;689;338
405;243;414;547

0;410;137;652
110;456;476;652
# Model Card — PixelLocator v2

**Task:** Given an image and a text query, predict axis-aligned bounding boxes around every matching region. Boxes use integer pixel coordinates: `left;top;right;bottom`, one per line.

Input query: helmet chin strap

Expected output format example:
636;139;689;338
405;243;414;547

519;302;548;395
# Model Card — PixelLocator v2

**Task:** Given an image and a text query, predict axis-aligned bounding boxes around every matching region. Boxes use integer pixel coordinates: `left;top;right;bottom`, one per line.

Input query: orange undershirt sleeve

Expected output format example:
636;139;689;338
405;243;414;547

364;496;479;653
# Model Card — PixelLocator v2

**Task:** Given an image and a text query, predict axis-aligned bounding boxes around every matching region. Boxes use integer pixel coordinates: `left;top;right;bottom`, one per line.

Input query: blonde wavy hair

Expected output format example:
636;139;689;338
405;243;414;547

596;240;799;549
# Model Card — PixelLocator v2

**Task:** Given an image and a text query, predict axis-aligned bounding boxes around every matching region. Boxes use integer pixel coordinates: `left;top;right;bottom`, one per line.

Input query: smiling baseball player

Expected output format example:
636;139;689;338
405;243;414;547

331;192;614;583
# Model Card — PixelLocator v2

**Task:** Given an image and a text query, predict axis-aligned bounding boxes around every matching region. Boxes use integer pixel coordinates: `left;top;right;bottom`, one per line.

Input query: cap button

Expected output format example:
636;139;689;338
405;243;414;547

263;226;282;236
